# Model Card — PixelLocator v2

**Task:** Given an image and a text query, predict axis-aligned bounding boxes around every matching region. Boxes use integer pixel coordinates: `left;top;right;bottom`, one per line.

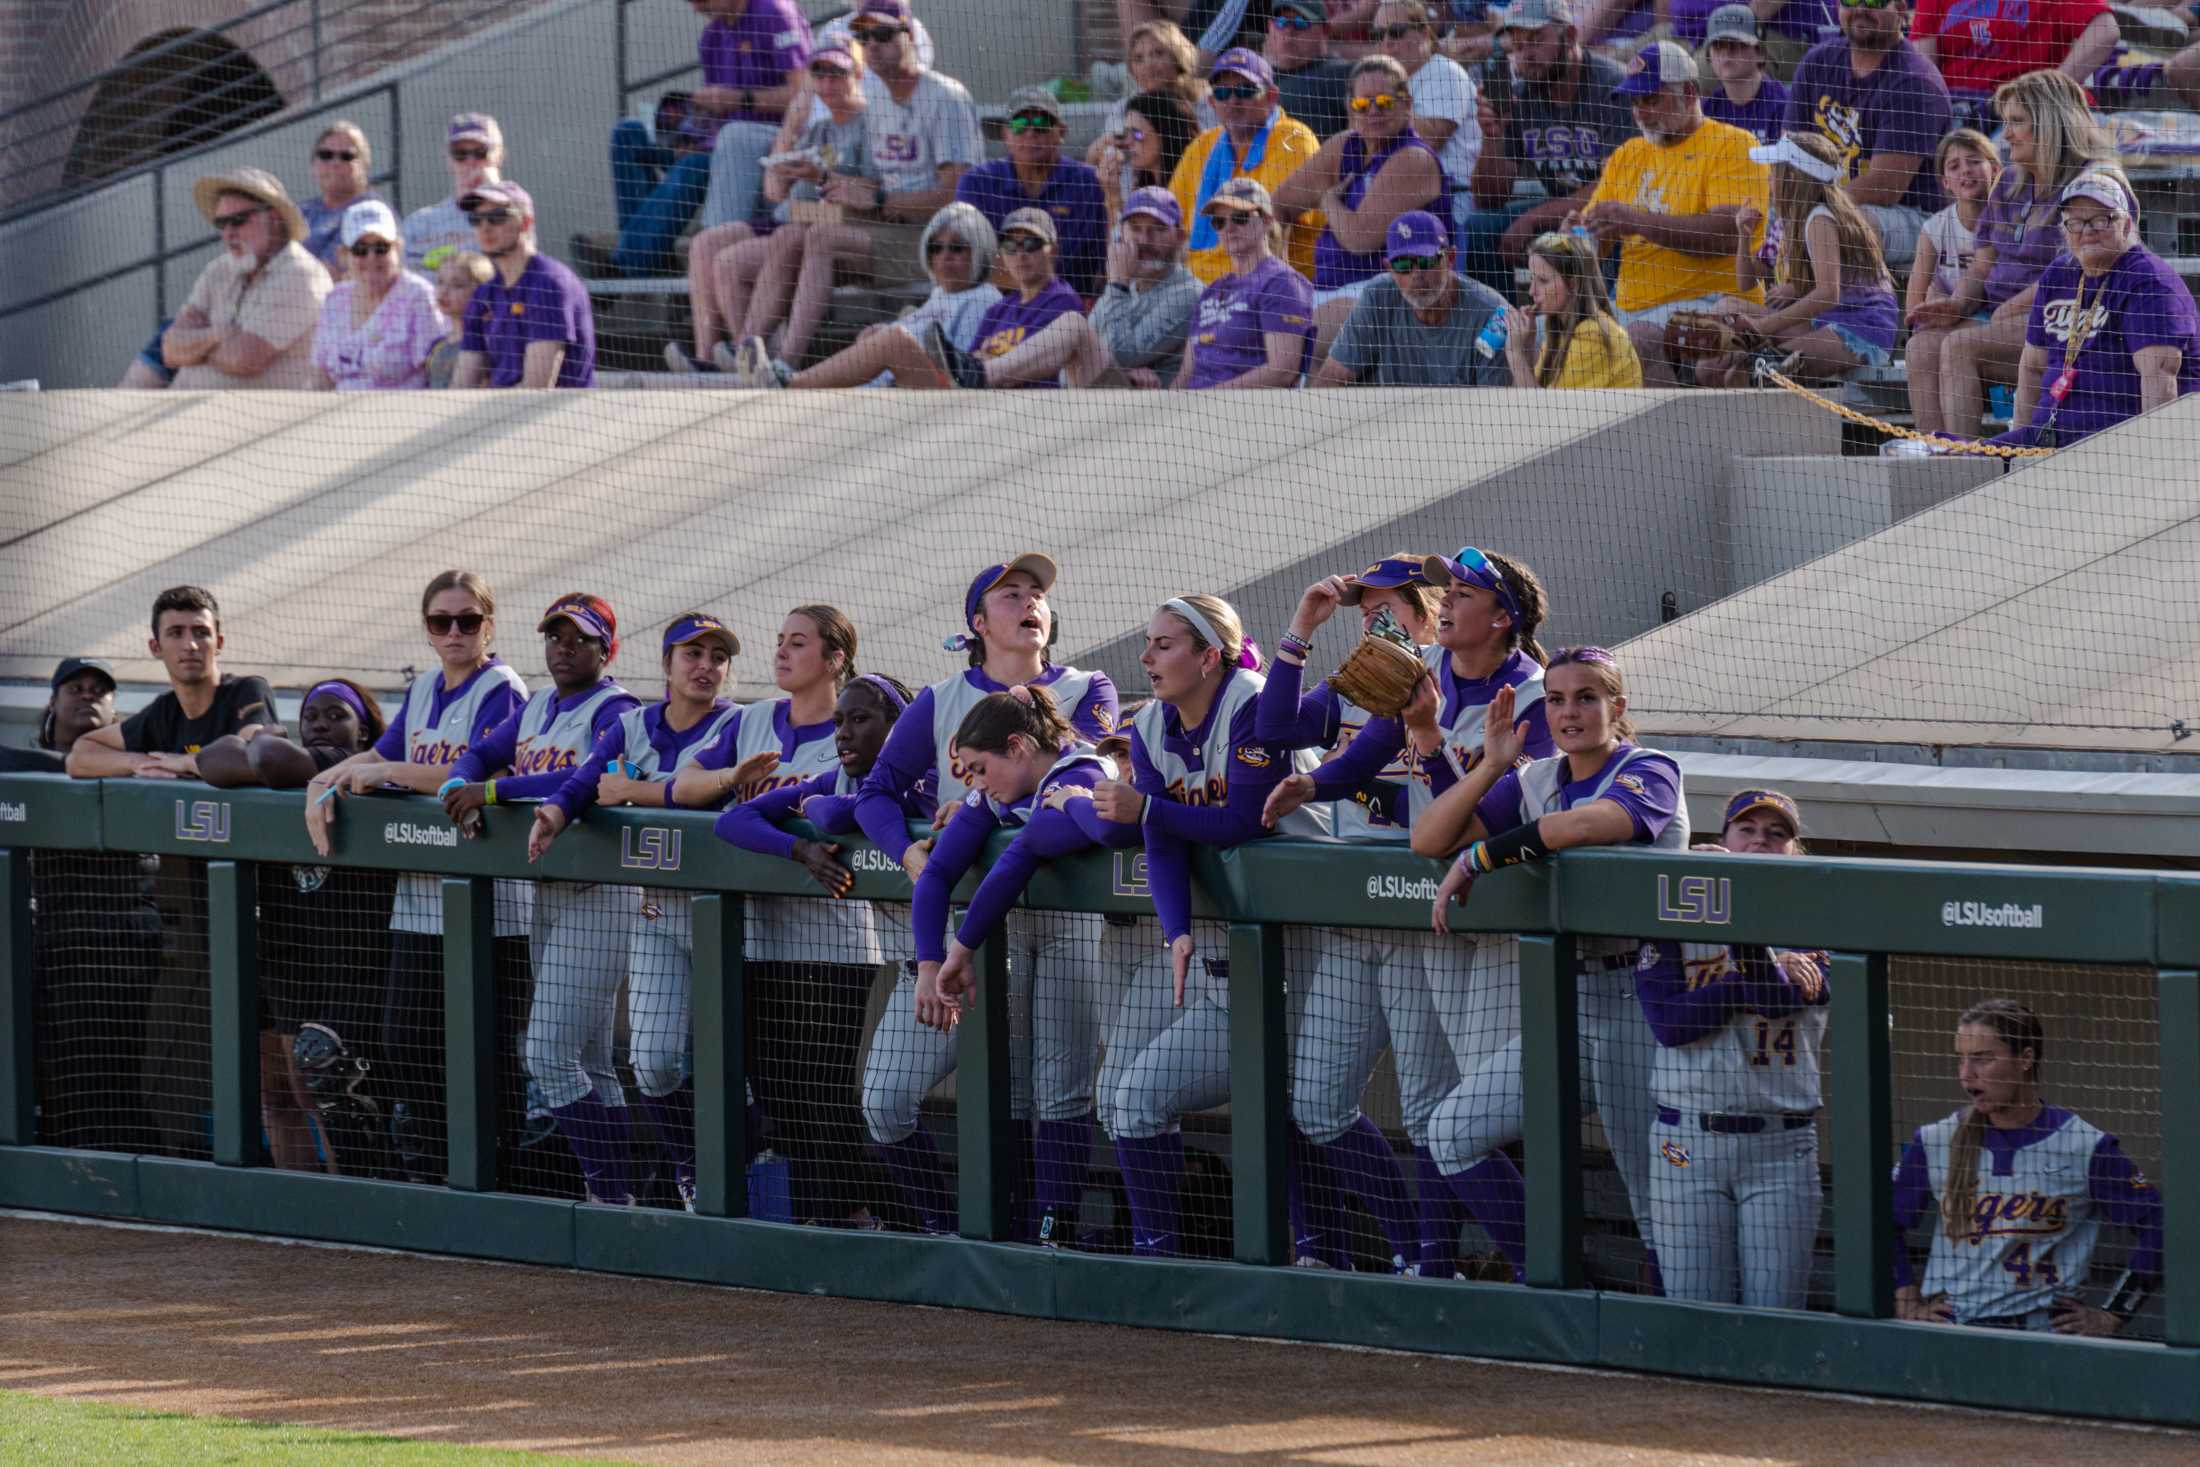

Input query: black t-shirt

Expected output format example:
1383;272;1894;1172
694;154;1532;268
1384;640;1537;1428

121;675;281;755
1184;0;1271;52
1275;57;1354;142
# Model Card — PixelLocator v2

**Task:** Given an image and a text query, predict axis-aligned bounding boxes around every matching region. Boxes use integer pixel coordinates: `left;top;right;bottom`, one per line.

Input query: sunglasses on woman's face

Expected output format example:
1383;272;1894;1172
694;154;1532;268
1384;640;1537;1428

810;64;851;79
1350;92;1403;113
449;145;490;161
425;612;487;635
851;24;903;43
317;148;358;162
350;240;393;257
925;238;971;257
1211;82;1264;102
999;233;1049;255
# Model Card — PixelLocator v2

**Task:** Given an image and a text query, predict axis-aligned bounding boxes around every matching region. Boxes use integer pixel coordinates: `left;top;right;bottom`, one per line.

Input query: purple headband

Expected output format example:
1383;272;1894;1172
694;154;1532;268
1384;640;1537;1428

304;679;369;723
1550;645;1619;668
851;673;908;714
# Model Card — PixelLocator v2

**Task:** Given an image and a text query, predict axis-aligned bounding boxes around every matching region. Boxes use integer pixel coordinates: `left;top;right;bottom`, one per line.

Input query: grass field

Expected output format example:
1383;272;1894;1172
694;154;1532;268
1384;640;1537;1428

0;1390;634;1466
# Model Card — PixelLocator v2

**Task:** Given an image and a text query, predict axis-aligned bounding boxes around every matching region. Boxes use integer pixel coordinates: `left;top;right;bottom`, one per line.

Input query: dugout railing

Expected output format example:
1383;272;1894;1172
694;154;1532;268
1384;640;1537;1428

2;771;2197;1423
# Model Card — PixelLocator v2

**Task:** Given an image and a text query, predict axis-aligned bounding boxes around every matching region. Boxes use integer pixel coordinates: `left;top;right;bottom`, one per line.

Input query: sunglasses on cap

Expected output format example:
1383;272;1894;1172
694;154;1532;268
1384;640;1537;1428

925;237;971;256
449;144;491;160
470;208;516;226
1272;12;1317;28
851;23;904;42
1388;253;1443;273
349;239;393;257
425;612;487;635
1445;546;1523;621
316;148;358;162
999;232;1050;254
1350;92;1403;112
212;206;266;231
1006;113;1062;134
1211;81;1265;101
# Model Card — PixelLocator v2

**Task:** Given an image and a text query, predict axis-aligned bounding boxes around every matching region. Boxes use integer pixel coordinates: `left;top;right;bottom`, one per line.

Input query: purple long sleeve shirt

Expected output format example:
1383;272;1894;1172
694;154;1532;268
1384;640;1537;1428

1633;940;1830;1048
450;682;638;802
545;698;730;822
910;760;1108;963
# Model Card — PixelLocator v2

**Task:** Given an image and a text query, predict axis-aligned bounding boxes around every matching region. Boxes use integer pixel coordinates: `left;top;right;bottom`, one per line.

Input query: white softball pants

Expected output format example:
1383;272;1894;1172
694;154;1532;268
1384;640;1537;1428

1648;1111;1822;1308
526;881;637;1111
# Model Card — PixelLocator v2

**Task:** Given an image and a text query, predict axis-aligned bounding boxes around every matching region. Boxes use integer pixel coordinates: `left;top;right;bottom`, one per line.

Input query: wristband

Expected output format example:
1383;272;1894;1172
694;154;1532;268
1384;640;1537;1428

437;776;464;799
483;779;497;806
1463;822;1550;875
1278;631;1313;659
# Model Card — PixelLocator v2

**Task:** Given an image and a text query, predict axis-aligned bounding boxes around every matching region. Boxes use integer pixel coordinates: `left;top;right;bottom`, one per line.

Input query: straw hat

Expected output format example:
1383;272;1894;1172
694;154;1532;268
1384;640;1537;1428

191;165;308;243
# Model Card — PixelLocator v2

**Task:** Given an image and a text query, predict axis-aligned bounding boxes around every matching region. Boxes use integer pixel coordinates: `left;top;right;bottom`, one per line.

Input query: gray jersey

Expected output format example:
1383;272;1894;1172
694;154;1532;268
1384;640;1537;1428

728;699;880;965
613;701;741;777
388;661;529;937
1645;942;1828;1116
1503;53;1634;198
1324;689;1408;843
1409;645;1546;829
1131;670;1327;837
1517;745;1688;974
513;682;630;778
1920;1107;2109;1323
930;667;1105;807
862;68;984;197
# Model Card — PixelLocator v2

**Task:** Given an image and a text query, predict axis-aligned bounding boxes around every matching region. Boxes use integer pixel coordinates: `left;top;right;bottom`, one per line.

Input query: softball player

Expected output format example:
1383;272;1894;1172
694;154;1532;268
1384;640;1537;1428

1260;549;1554;1275
445;594;640;1203
303;570;528;1183
1085;594;1324;1257
1415;645;1689;1285
844;555;1117;1240
714;670;930;1228
1891;998;2162;1334
907;685;1120;1243
527;612;742;1210
1635;789;1829;1308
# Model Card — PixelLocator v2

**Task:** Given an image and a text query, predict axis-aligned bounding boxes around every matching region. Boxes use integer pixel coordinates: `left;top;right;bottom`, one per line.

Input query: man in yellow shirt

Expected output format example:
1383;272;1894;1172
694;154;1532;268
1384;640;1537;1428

1169;47;1324;283
1571;41;1767;385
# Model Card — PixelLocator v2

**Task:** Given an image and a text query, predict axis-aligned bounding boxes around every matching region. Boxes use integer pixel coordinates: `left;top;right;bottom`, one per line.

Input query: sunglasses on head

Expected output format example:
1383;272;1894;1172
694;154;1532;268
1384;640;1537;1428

1448;546;1522;620
1006;113;1061;134
212;206;265;231
1211;81;1264;101
316;148;358;162
469;208;515;226
1350;92;1403;112
1272;12;1317;29
349;239;393;257
999;233;1049;254
925;237;971;256
851;23;903;42
449;144;490;160
425;612;487;636
1388;253;1442;273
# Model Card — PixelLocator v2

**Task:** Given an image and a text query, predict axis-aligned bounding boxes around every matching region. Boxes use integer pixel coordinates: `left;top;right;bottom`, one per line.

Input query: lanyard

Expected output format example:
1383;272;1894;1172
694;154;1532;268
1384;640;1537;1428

2040;272;2100;446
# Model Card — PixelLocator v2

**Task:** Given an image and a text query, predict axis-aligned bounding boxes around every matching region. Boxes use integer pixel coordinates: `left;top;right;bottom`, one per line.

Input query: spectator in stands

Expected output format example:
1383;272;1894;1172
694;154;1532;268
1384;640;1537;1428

1314;208;1511;382
1576;0;1660;59
848;0;984;287
1910;0;2117;120
425;247;494;388
310;201;446;392
2091;38;2200;113
1670;0;1836;68
675;41;876;373
67;587;279;782
723;202;999;389
1276;55;1450;358
1572;42;1768;385
299;120;382;276
1120;1;1287;64
955;88;1109;301
1781;0;1951;270
1698;6;1789;145
1091;20;1218;198
0;658;115;775
403;114;505;271
859;207;1081;390
1460;0;1633;296
1176;176;1318;385
1907;71;2116;436
1697;131;1897;385
1995;172;2200;448
1501;227;1646;384
1375;1;1483;231
161;168;331;391
1097;92;1203;226
922;187;1201;387
1904;128;1999;340
1266;1;1359;140
1171;47;1325;282
452;182;597;389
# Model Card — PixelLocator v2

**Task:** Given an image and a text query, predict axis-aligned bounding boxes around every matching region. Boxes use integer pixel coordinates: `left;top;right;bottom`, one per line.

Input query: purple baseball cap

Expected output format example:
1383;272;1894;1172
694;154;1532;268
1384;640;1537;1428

965;553;1058;629
538;595;614;645
1210;46;1275;90
808;43;859;72
1723;788;1802;832
1338;555;1436;606
1421;545;1523;624
1614;39;1700;98
448;112;502;146
1122;186;1182;230
856;0;912;22
460;179;534;219
1385;210;1449;260
663;611;739;658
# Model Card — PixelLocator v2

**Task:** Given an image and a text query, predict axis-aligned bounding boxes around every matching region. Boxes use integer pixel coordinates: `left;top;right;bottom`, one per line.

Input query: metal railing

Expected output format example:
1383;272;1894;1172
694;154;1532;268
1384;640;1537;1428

1;772;2196;1423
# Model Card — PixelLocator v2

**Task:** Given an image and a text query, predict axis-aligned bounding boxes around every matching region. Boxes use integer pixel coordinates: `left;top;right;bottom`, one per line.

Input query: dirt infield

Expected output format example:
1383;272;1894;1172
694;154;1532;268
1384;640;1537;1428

2;1214;2192;1466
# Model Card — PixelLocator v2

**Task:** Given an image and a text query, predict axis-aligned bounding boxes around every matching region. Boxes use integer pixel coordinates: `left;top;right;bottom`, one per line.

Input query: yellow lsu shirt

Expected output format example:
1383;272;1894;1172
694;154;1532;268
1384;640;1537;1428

1589;119;1767;315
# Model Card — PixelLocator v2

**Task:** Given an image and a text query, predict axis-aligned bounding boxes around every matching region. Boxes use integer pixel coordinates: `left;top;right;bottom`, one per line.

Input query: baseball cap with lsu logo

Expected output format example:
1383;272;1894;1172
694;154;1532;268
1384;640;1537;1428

538;594;615;645
1614;39;1700;98
1338;555;1436;606
1386;210;1450;261
448;112;503;147
1723;788;1802;834
1209;46;1276;91
663;611;739;658
965;553;1059;629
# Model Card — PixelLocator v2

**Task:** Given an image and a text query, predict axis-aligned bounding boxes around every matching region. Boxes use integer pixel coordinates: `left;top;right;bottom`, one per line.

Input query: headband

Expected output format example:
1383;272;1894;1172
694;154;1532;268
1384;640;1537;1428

304;679;370;724
1163;597;1259;669
850;673;908;714
1748;136;1840;184
1551;645;1618;667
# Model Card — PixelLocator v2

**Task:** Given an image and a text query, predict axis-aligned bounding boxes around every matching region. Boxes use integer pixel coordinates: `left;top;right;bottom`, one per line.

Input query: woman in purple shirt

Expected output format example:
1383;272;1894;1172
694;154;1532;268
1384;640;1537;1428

1273;55;1448;363
1173;177;1316;389
1905;71;2116;437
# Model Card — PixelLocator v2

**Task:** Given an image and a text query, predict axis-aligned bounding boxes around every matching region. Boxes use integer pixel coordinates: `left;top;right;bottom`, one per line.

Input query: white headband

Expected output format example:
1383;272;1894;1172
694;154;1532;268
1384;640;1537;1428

1162;597;1224;652
1748;136;1839;184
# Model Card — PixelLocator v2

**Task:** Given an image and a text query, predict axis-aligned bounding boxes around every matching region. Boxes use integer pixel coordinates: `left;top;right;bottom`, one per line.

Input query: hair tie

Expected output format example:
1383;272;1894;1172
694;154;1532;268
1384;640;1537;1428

853;673;909;713
1236;637;1263;670
305;679;370;724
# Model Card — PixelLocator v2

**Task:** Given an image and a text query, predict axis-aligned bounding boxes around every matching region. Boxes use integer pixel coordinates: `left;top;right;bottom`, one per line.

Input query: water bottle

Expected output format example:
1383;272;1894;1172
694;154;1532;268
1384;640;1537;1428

1474;312;1508;361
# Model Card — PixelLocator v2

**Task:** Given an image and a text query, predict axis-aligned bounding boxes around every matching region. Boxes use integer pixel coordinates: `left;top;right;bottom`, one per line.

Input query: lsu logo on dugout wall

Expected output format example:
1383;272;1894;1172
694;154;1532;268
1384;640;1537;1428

621;827;682;872
1657;873;1731;925
174;799;230;843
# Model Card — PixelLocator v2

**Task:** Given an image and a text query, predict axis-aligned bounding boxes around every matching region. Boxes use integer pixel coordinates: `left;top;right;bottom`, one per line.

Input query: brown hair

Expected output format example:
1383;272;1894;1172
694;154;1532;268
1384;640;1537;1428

954;685;1075;757
789;603;858;686
1127;18;1204;106
1768;132;1889;300
439;249;494;286
1484;551;1550;665
421;569;495;649
1526;231;1625;388
1350;55;1412;92
1374;552;1443;633
1934;127;2000;179
150;584;220;636
315;120;372;170
1991;70;2116;196
1163;593;1256;670
1544;646;1633;739
1942;998;2046;1242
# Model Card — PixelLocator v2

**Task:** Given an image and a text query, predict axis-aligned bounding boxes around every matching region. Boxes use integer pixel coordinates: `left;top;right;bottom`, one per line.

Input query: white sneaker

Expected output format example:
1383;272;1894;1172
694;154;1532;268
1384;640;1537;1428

663;340;702;374
710;340;741;375
733;335;770;384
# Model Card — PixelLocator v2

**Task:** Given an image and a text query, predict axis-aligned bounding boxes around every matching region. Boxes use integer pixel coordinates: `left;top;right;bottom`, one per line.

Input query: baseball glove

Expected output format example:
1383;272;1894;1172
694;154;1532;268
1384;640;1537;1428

1326;607;1424;717
1661;309;1749;370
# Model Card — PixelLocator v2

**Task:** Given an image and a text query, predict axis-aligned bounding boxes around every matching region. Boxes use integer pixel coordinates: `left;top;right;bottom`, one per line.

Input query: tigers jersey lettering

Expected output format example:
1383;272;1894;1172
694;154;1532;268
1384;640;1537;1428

1131;669;1324;835
514;681;631;777
1647;940;1829;1116
1916;1106;2114;1322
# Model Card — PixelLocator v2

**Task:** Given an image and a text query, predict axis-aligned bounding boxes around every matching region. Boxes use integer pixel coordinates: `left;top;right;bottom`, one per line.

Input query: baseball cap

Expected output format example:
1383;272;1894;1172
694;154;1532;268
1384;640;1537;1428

460;180;534;218
1210;46;1276;90
1386;210;1450;260
965;554;1059;629
1006;86;1065;126
808;43;859;71
1500;0;1576;32
1338;556;1436;606
1204;175;1273;215
1001;206;1057;245
856;0;912;22
1723;788;1802;834
2060;170;2135;218
1122;185;1183;229
663;611;740;658
50;656;115;692
1421;545;1523;624
448;112;503;146
1703;3;1762;45
339;198;399;246
1614;39;1700;98
538;595;615;644
1274;0;1330;19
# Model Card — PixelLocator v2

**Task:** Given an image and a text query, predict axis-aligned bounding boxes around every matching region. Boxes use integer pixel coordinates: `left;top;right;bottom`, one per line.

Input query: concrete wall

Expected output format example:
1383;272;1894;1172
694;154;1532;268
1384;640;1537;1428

1725;452;2002;590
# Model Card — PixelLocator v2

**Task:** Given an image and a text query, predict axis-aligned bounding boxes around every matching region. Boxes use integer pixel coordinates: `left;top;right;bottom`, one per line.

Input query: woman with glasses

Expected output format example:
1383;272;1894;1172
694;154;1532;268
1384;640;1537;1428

1373;2;1481;228
1098;93;1202;231
1499;230;1643;388
304;571;529;1185
299;120;382;275
1273;55;1450;363
1174;177;1316;388
310;201;447;391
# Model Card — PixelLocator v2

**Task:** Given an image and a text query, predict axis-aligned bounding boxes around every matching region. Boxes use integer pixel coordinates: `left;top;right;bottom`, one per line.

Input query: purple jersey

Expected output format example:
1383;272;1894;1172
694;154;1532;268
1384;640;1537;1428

1477;742;1681;844
1312;130;1451;291
969;278;1084;386
2012;247;2200;446
1672;0;1834;42
1976;170;2067;311
1702;76;1791;147
1783;38;1953;217
460;251;596;388
695;1;812;135
1185;256;1314;388
954;159;1110;302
